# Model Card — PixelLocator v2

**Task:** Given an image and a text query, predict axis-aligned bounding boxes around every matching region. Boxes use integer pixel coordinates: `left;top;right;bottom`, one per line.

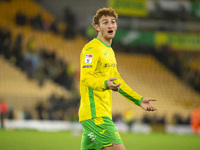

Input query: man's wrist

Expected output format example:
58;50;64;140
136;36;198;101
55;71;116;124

104;80;109;89
138;97;144;106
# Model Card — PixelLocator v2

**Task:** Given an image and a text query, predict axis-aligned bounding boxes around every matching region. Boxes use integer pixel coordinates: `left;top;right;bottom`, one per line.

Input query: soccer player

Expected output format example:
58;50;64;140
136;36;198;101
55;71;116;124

79;8;157;150
190;107;200;134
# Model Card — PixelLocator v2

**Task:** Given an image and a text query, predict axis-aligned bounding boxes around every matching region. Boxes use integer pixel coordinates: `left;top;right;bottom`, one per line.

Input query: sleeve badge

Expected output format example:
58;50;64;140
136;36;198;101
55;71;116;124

85;54;93;64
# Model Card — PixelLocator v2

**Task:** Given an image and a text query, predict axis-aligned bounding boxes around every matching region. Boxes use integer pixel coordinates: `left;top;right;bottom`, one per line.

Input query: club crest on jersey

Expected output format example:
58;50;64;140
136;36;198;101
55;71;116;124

85;54;93;64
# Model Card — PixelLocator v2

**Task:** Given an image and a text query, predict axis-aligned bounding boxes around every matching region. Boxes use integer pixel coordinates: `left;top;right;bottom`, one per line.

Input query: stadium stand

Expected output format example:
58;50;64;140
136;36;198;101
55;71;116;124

188;55;200;73
0;55;70;119
0;0;54;26
112;53;200;123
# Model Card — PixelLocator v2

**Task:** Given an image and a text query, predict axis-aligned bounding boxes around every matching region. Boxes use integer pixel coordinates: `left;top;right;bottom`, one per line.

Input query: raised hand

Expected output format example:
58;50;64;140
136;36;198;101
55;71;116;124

106;78;121;91
140;97;157;111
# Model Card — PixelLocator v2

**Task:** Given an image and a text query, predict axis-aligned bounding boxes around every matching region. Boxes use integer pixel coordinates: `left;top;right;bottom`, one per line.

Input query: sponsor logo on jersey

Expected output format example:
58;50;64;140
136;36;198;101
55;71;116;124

104;63;116;67
85;54;93;64
82;65;92;68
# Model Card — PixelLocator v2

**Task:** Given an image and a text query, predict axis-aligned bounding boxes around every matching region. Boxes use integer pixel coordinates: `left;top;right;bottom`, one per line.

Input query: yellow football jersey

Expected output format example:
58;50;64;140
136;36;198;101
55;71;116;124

79;38;143;122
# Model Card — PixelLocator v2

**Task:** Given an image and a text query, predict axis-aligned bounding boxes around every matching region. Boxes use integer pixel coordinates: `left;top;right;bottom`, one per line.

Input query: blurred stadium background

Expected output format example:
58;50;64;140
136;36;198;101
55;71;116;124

0;0;200;148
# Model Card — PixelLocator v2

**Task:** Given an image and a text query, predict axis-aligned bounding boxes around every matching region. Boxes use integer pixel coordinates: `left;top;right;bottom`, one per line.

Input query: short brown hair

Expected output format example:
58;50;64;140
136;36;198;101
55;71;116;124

92;8;118;26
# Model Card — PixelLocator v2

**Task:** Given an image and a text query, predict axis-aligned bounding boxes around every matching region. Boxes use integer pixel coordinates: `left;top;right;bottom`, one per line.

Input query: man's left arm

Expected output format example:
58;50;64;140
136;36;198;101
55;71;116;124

113;71;143;106
107;69;157;111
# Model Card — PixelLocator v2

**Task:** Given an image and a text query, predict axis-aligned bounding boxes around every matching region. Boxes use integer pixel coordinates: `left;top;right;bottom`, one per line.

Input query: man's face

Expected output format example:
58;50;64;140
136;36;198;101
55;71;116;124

95;15;117;39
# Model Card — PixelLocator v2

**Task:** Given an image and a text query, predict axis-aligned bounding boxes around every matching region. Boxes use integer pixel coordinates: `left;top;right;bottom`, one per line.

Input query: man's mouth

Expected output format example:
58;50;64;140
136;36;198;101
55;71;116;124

108;30;113;34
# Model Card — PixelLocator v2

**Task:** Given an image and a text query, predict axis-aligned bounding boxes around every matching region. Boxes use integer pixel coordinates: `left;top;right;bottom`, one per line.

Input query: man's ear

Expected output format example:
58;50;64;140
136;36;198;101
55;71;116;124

94;24;100;32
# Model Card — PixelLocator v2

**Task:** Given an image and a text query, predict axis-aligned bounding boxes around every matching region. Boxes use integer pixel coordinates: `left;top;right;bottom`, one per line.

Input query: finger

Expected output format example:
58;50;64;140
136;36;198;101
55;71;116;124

115;83;121;87
150;107;154;110
150;106;158;111
117;84;121;91
146;105;157;111
112;86;119;91
109;78;117;81
111;83;121;91
153;107;158;111
146;107;150;111
146;108;151;111
111;83;121;88
150;103;157;110
149;98;157;101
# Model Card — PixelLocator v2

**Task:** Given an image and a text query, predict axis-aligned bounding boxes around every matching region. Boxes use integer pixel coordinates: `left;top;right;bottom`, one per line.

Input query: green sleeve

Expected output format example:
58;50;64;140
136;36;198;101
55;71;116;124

114;68;143;106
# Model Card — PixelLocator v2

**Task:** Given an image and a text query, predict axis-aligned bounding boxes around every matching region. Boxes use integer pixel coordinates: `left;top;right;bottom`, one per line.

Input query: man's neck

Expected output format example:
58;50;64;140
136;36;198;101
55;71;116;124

97;36;112;47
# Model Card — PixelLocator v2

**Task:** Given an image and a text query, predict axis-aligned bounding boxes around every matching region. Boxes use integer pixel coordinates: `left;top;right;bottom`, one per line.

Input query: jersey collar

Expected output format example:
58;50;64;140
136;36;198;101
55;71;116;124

95;38;111;48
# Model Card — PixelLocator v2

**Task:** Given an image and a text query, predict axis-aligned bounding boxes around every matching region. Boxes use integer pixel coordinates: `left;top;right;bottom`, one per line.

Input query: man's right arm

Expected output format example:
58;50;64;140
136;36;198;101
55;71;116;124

80;47;108;91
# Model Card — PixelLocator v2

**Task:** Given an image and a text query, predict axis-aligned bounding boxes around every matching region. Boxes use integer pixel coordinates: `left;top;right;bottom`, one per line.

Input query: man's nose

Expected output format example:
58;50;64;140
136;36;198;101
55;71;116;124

108;22;112;28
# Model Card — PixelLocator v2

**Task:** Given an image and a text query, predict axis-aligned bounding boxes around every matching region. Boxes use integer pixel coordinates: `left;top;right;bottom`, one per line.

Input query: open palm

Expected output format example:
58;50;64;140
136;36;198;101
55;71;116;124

140;97;157;111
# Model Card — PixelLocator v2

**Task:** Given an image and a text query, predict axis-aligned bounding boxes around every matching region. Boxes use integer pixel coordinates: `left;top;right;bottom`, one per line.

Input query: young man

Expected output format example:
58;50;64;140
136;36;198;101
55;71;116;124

79;8;157;150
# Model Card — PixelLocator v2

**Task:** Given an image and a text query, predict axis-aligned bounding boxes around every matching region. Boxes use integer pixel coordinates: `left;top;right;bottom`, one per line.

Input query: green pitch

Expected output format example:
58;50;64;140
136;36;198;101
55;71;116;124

0;129;200;150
